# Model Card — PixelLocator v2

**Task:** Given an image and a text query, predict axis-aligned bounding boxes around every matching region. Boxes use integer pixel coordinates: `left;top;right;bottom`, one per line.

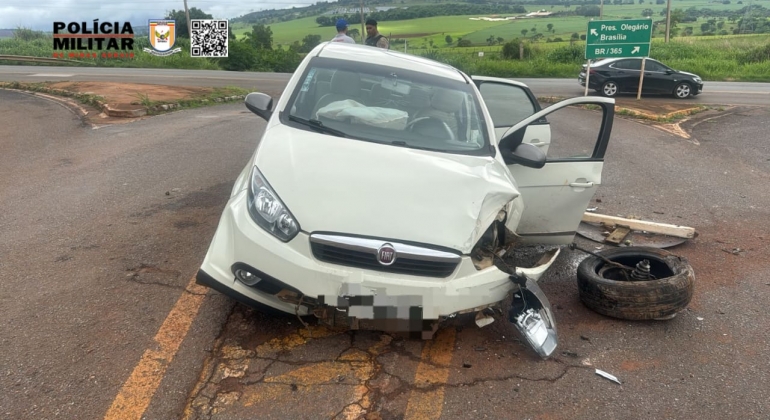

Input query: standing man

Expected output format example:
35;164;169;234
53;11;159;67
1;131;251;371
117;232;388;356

364;19;389;49
331;18;356;44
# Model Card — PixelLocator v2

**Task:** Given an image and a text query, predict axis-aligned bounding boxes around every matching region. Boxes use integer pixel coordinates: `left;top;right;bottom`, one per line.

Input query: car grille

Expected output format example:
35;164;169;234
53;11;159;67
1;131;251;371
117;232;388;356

309;234;461;278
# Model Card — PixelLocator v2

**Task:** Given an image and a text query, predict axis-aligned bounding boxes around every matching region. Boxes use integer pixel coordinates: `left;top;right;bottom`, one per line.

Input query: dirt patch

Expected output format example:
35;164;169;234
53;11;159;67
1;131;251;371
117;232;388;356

613;98;696;115
47;81;215;109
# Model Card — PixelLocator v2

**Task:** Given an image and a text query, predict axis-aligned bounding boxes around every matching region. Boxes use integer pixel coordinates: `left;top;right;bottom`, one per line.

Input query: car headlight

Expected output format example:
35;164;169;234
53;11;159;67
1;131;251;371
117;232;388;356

246;166;299;242
694;76;702;83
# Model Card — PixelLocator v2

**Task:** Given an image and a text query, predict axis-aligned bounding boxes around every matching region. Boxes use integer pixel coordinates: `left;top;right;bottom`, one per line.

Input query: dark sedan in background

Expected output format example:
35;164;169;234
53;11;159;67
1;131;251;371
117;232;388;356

578;57;704;99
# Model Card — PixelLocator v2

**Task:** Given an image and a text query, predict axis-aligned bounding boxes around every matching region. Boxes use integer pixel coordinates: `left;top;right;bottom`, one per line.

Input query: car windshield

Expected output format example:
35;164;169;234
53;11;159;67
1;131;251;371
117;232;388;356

282;56;491;155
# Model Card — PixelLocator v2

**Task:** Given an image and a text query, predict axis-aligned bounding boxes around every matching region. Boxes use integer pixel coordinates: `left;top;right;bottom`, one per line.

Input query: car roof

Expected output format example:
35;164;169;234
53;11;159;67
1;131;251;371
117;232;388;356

314;42;468;83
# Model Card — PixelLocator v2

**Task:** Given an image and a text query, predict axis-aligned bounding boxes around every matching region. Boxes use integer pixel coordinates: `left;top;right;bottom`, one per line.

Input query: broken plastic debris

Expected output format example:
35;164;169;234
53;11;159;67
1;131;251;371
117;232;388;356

595;369;622;384
475;311;495;328
587;207;598;212
697;317;704;321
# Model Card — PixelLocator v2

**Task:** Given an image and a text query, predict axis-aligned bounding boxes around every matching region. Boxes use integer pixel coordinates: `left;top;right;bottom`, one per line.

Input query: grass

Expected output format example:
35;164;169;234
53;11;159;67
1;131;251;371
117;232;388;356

413;34;770;82
130;85;252;114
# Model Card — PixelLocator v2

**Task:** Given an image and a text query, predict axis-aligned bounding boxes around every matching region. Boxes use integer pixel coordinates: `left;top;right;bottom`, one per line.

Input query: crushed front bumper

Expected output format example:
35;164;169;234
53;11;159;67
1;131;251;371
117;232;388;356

197;189;523;336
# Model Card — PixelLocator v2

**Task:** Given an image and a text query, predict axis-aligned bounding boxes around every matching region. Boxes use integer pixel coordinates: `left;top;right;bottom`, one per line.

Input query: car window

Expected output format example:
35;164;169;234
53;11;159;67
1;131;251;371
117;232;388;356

540;104;606;161
283;57;491;156
645;61;666;72
477;82;536;127
613;59;641;70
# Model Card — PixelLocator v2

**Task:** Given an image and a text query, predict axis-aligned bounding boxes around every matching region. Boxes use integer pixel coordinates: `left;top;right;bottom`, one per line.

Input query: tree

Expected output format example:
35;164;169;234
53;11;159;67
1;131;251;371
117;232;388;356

496;36;504;44
486;35;496;45
244;24;273;50
642;8;654;16
445;34;453;44
580;34;587;40
547;23;553;32
219;40;258;71
165;7;213;39
349;28;360;39
521;29;529;37
300;34;322;53
576;5;601;16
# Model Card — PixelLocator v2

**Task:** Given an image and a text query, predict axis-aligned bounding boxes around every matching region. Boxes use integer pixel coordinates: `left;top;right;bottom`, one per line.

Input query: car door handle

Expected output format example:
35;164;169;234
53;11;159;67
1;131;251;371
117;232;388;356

569;182;594;188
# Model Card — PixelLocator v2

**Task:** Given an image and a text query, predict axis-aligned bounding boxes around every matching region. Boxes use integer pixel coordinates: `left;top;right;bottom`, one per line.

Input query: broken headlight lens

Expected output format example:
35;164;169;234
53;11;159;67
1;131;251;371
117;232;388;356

247;166;299;242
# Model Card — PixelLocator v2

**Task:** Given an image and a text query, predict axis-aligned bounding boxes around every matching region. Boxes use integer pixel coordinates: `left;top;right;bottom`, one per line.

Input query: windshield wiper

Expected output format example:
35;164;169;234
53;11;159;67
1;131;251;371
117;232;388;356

288;115;346;138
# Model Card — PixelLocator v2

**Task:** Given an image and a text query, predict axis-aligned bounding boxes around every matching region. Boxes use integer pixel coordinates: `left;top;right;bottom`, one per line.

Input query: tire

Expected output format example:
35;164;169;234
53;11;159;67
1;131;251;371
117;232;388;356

673;82;692;99
576;246;695;321
601;81;619;97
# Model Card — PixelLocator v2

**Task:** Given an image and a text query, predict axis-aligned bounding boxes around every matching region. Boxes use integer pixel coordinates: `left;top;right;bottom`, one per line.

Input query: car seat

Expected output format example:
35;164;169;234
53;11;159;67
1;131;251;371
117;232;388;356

413;88;463;135
311;70;362;119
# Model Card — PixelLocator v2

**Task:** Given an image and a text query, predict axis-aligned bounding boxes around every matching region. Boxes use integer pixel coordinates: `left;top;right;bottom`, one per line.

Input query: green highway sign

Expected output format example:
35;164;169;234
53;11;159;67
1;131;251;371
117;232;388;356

585;18;653;59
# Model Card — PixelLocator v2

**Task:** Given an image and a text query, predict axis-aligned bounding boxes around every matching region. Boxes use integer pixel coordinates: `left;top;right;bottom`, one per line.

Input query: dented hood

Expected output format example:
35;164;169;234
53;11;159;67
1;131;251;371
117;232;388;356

254;124;520;254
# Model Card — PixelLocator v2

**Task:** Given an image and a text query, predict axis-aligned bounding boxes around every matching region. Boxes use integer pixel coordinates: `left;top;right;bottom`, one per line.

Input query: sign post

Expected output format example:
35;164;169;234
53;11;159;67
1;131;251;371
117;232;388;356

585;18;653;99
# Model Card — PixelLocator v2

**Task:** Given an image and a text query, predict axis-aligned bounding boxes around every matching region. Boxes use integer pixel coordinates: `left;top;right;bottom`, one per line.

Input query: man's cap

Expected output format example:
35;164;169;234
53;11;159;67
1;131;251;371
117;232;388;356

365;18;377;27
336;19;348;31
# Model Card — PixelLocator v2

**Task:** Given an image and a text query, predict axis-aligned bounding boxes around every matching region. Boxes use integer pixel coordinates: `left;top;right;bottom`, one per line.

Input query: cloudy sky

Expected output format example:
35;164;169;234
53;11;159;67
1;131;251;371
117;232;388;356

1;0;314;31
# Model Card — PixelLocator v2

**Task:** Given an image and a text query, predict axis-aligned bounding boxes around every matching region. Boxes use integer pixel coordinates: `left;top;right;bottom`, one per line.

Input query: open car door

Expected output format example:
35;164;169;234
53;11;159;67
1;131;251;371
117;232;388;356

471;75;552;155
497;97;615;244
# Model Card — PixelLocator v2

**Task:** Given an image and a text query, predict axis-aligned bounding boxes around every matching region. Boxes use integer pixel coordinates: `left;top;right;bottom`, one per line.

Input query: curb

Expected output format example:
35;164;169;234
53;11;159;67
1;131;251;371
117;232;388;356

0;88;91;119
0;82;247;118
146;95;246;115
536;95;705;121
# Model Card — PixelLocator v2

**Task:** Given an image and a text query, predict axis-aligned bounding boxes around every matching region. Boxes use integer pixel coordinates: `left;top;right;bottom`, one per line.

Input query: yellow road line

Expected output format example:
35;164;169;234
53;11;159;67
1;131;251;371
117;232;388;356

404;328;457;420
104;276;208;420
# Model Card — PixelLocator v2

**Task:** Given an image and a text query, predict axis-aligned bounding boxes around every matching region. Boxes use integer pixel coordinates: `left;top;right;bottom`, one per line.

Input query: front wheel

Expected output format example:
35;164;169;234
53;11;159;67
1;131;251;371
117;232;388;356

601;81;619;97
576;246;695;321
673;82;692;99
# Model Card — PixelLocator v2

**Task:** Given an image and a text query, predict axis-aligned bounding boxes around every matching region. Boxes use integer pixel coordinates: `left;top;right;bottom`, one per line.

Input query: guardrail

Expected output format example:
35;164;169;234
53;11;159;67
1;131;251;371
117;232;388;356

0;54;95;65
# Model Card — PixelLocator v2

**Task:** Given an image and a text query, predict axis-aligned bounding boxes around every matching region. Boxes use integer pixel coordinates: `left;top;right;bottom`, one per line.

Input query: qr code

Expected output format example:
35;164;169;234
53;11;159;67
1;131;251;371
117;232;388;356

190;19;228;57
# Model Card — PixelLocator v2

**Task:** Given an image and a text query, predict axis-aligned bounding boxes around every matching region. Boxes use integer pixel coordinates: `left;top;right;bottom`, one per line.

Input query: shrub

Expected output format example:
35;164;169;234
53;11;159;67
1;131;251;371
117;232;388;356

738;42;770;64
501;38;532;59
546;43;585;63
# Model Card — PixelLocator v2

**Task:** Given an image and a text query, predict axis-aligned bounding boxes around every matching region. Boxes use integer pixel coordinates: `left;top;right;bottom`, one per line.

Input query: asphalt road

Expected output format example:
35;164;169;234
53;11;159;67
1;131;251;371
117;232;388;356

1;88;769;419
1;65;769;106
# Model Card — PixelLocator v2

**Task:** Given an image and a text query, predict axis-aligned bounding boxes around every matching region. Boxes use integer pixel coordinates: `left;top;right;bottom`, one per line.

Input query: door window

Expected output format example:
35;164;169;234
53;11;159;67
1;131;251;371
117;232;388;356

613;59;642;70
645;61;666;72
477;82;537;127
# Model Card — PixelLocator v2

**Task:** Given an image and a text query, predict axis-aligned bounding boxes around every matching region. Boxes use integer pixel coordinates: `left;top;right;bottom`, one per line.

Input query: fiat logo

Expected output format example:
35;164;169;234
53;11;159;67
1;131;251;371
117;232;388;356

377;243;397;266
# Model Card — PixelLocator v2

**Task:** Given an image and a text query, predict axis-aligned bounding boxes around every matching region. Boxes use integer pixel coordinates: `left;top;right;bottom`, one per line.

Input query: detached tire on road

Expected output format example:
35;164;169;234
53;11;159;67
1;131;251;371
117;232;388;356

576;247;695;321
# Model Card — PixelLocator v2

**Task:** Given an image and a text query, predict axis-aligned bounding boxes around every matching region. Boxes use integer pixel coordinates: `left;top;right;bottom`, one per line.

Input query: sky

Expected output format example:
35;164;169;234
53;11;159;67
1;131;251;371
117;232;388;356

0;0;315;31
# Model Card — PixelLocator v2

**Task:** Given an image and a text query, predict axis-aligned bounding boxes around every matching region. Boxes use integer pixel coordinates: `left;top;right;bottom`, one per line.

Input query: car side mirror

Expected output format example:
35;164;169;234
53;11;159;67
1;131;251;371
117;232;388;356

245;92;273;121
507;142;546;169
498;126;546;169
665;69;674;75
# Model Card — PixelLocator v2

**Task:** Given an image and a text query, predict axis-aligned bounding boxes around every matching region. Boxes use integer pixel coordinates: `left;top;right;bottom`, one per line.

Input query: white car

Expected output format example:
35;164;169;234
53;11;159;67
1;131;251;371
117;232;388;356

196;42;615;358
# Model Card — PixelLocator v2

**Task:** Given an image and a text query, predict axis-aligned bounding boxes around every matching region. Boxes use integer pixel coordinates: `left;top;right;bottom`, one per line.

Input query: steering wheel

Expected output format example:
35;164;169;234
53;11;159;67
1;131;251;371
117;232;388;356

406;117;456;142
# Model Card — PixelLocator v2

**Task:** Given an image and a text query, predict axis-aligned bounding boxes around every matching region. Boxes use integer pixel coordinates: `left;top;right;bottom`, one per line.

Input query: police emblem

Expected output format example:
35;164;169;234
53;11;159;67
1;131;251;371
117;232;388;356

144;19;182;56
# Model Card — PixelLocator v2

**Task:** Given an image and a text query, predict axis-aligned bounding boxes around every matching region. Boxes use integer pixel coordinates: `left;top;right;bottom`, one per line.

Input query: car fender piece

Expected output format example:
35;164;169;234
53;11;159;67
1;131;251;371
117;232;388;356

515;247;561;282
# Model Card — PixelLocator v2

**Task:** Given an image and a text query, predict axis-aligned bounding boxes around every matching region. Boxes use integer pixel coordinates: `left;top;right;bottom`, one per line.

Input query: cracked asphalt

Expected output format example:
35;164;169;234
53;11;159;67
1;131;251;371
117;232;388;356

1;87;769;420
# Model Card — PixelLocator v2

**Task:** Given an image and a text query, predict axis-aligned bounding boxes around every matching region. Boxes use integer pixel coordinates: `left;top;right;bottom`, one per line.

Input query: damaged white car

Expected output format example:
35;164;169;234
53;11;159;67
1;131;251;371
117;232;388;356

196;42;615;358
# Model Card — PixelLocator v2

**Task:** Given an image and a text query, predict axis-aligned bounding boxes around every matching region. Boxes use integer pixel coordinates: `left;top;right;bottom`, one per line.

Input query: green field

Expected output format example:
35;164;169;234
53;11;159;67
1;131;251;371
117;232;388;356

2;0;768;81
231;14;515;46
231;0;770;48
